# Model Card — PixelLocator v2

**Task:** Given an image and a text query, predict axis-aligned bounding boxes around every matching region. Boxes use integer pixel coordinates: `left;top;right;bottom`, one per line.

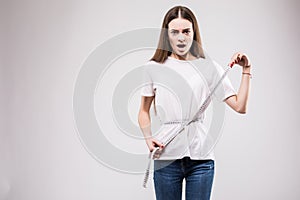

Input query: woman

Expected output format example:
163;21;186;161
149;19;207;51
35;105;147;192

138;5;251;200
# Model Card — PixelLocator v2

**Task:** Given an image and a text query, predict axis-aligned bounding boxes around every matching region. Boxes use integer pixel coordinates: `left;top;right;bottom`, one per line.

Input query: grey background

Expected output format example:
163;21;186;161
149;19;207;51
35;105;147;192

1;0;300;199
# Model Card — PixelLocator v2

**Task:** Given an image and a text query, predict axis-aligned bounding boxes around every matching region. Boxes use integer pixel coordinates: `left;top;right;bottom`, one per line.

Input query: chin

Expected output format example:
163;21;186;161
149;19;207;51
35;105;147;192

175;51;188;56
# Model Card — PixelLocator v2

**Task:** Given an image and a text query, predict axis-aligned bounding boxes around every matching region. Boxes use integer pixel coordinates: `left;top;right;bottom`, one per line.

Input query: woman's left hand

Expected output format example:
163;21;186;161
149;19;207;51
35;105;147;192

228;52;251;68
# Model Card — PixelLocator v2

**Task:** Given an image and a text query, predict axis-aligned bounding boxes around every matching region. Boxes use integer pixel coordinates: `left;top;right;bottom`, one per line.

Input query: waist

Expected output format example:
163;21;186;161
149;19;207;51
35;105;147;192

163;118;203;125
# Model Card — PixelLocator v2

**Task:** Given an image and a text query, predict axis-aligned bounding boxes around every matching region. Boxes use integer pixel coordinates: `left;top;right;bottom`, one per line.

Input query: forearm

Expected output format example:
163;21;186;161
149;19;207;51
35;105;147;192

235;66;252;113
138;111;152;139
138;110;164;151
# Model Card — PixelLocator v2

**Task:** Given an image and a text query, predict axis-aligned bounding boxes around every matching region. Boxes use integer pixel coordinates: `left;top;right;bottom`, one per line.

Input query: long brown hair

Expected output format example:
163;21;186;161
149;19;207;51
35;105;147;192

150;6;205;115
151;5;205;64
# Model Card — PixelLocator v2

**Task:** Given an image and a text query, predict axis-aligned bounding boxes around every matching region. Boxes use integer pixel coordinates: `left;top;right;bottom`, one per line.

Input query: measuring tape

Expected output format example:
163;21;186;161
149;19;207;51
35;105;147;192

143;65;233;188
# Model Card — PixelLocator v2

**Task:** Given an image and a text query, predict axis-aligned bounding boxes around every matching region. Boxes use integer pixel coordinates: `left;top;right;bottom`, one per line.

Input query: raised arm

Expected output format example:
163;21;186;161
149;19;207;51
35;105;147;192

138;96;164;151
225;52;252;114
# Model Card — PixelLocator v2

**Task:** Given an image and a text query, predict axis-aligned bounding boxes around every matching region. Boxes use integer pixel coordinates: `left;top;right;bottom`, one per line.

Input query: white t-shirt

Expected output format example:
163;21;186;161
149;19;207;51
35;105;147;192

140;56;236;160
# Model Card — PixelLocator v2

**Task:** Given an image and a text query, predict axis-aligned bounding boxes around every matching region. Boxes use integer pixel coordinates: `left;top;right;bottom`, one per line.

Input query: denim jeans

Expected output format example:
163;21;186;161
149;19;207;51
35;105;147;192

153;157;214;200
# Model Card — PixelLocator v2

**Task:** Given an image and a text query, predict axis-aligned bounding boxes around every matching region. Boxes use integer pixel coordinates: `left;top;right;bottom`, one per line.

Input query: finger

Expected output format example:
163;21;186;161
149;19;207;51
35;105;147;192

153;149;162;159
241;54;250;66
149;143;159;152
237;54;242;62
153;153;160;159
235;53;246;66
149;146;155;152
237;53;246;63
154;150;161;156
231;52;240;60
228;59;235;67
229;52;240;67
153;139;164;149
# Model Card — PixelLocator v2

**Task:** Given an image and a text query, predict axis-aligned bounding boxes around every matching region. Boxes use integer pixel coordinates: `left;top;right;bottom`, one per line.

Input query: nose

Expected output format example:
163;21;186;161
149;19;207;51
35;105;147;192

177;33;185;42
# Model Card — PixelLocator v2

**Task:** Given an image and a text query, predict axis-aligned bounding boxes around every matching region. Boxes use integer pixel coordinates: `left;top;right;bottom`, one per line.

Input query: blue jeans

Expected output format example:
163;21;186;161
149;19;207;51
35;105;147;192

153;157;214;200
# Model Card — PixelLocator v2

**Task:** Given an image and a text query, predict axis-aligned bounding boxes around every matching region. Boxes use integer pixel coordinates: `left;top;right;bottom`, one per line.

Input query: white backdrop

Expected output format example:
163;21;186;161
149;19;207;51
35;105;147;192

1;0;300;199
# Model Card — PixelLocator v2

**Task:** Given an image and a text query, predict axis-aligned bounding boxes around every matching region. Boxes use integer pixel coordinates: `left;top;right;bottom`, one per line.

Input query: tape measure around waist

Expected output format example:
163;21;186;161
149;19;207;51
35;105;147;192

142;66;232;188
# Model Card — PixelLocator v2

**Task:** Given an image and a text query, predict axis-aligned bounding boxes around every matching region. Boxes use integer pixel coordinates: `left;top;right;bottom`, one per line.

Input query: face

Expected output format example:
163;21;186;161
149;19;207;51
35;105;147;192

168;17;194;59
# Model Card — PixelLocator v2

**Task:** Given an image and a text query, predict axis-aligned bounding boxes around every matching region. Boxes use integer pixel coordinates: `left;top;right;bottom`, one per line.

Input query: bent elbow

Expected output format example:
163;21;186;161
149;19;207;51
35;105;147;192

236;107;247;114
238;110;246;114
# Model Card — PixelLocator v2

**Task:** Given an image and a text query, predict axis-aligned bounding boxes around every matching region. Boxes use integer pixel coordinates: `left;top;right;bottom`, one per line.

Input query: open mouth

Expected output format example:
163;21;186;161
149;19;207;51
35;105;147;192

177;44;186;48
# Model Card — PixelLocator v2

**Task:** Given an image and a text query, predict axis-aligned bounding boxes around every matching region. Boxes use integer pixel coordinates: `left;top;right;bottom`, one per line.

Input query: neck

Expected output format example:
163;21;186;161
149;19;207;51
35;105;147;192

170;52;195;60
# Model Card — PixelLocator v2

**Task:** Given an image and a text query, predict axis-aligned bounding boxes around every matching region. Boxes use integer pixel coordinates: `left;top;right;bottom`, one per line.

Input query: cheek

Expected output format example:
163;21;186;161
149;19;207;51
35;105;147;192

188;33;194;41
168;36;176;46
187;34;194;45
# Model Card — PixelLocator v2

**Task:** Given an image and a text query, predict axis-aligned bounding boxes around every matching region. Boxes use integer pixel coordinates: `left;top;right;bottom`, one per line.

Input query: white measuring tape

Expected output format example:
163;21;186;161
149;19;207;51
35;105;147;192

143;65;233;188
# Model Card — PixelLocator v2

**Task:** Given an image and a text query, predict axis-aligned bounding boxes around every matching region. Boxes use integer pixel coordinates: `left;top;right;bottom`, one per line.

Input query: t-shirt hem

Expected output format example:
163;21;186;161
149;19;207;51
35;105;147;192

154;154;215;161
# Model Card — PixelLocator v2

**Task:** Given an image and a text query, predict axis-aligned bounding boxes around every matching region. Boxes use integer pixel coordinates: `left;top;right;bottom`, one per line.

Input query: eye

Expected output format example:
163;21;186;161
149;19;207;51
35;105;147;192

183;30;191;34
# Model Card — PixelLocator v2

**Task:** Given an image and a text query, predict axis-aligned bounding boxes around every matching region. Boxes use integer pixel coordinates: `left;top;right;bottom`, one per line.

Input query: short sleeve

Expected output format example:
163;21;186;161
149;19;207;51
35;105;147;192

140;64;155;97
212;60;237;102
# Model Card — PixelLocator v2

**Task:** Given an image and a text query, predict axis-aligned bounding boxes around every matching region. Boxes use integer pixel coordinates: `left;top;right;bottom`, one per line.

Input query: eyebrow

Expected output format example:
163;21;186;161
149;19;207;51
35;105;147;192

170;28;191;31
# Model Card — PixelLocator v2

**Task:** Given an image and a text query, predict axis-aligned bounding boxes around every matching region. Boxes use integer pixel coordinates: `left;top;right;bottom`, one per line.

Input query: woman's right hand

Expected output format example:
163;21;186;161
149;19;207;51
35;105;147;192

145;138;164;152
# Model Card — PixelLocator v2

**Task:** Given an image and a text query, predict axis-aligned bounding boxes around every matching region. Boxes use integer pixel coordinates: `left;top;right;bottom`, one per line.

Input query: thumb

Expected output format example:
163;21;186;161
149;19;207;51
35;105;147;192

153;139;164;149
